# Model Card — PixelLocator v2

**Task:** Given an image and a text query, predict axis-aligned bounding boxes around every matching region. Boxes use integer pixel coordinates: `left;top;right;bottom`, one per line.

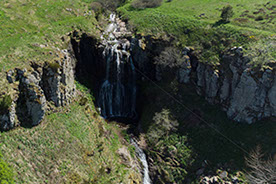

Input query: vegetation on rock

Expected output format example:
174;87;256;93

0;95;12;115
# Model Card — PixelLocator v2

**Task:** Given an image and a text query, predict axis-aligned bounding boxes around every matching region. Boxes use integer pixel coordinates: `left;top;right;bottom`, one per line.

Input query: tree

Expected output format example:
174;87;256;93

220;5;234;22
245;146;276;184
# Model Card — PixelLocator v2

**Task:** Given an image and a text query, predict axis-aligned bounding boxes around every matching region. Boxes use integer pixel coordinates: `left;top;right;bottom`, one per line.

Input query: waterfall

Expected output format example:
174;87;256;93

131;138;152;184
99;14;151;184
98;13;137;120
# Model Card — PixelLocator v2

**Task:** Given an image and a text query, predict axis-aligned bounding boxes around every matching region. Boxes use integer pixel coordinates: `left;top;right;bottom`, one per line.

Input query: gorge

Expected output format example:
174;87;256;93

0;7;275;184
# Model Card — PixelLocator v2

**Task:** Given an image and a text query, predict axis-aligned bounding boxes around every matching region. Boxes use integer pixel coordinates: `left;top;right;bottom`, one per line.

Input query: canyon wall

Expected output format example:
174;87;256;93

131;38;276;124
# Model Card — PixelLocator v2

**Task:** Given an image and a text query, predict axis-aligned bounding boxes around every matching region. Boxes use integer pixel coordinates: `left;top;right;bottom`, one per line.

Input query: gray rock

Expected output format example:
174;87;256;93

0;101;17;131
42;51;76;107
196;168;205;176
19;71;47;126
178;56;191;83
219;171;228;179
268;75;276;116
6;70;14;83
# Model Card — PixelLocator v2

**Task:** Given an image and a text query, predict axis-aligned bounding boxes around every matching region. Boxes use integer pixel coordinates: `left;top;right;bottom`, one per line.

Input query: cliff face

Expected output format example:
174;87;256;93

131;38;276;124
189;50;276;123
0;47;76;131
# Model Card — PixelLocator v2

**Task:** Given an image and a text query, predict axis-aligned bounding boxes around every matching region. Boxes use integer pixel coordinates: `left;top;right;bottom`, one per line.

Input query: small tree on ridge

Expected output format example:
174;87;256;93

220;5;234;23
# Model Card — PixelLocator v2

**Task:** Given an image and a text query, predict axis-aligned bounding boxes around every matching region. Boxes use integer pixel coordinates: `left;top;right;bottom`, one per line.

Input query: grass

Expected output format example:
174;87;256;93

0;82;141;184
0;0;99;71
119;0;275;33
118;0;276;68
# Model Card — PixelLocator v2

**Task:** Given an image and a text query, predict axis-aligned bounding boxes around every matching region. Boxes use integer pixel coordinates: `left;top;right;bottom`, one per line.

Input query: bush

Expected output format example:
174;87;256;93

255;15;264;21
147;109;178;144
131;0;162;9
0;95;12;114
154;47;183;68
0;153;15;184
48;62;60;73
96;0;126;10
220;5;234;22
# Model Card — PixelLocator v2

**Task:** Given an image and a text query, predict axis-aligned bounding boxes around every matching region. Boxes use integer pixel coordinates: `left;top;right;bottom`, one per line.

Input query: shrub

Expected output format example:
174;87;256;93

220;5;234;22
0;153;15;183
0;95;12;114
131;0;162;9
147;109;178;144
255;15;264;21
96;0;126;10
48;62;60;73
154;47;183;68
90;2;103;18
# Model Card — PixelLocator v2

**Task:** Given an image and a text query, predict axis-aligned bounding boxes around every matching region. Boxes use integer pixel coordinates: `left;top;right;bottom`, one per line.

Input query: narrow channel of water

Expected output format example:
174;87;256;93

130;138;151;184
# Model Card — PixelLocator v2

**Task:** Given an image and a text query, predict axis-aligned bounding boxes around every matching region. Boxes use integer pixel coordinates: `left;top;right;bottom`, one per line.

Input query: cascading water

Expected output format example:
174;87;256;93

99;13;137;120
99;14;151;184
131;138;152;184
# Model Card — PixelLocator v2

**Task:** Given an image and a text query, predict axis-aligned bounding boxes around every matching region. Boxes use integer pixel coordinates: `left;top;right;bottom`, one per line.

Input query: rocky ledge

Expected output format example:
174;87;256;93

0;47;76;131
132;37;276;124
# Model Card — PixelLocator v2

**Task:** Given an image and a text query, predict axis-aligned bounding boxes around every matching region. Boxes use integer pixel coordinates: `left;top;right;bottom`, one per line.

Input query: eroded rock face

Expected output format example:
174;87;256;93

0;102;17;131
19;71;47;126
1;47;76;131
134;40;275;123
189;49;276;123
177;56;192;84
42;49;76;107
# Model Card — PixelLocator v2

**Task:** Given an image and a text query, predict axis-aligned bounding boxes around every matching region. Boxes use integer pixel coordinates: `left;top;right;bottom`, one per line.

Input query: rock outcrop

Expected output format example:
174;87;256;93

130;37;275;123
0;47;76;131
0;101;17;131
179;48;276;123
18;70;47;126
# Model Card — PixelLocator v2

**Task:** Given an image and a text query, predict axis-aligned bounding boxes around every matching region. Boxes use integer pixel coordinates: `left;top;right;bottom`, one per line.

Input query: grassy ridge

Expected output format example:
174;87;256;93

118;0;275;33
0;0;98;71
118;0;275;67
0;83;140;183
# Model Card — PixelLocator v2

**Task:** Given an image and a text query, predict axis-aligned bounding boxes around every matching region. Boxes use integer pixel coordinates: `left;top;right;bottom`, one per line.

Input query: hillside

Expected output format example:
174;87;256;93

118;0;275;68
0;0;275;183
0;1;142;183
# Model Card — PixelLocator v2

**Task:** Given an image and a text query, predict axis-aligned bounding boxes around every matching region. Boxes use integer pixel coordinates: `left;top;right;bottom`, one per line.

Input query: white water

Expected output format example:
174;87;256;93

98;13;137;119
100;14;151;184
131;138;152;184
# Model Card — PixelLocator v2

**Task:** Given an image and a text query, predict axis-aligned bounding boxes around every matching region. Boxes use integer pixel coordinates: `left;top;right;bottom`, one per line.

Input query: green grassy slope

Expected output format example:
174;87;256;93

0;0;98;71
118;0;275;67
119;0;275;33
0;83;140;183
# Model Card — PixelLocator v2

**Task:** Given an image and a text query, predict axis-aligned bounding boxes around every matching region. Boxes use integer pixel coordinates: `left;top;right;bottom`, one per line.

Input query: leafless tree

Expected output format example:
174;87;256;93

245;146;276;184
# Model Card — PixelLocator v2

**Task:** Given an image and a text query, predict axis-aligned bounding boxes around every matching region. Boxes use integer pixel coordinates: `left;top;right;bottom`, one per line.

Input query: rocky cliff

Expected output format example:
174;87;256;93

131;37;276;124
0;46;76;131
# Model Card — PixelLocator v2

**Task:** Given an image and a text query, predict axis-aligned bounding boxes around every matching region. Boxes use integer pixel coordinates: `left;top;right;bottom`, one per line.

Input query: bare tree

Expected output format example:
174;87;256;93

245;146;276;184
